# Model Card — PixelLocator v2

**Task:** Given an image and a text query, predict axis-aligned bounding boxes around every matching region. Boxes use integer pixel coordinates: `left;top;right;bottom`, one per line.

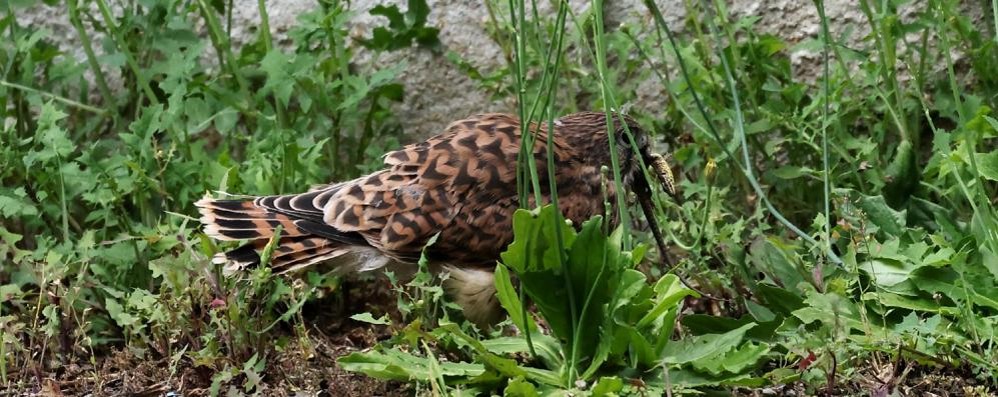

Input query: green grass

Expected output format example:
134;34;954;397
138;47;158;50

2;0;998;395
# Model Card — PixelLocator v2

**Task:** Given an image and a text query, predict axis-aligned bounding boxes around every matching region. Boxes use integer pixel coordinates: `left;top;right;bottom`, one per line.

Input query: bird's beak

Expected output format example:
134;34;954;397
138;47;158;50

648;152;681;204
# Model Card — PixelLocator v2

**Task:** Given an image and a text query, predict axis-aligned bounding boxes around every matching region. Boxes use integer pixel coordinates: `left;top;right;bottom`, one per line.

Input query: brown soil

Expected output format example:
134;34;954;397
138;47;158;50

8;275;995;396
12;277;411;397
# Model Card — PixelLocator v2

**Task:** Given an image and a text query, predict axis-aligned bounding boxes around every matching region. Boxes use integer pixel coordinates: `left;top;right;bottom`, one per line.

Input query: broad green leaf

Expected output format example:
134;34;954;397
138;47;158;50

973;291;998;311
744;299;776;323
691;341;770;375
0;284;22;302
0;227;26;261
499;206;575;274
480;335;563;369
910;267;963;301
105;298;138;327
681;314;781;340
338;349;484;382
661;323;756;365
591;376;624;395
858;258;914;287
583;269;649;379
753;283;805;316
494;264;535;332
438;323;530;380
636;274;695;329
835;189;907;237
749;238;806;290
971;213;998;279
883;140;918;206
41;304;60;337
862;292;959;315
771;165;812;179
666;368;767;388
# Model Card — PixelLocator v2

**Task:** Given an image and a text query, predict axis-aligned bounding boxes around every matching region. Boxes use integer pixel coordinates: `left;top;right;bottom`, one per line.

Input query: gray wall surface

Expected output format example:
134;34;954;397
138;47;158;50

21;0;977;135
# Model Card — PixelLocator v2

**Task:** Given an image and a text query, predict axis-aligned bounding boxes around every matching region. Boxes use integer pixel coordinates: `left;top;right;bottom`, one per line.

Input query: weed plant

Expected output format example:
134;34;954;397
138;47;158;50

1;0;997;395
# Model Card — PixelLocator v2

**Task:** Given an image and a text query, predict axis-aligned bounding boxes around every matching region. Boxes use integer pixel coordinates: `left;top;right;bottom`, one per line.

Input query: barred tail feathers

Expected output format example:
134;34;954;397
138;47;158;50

196;196;344;273
195;195;388;275
195;197;310;241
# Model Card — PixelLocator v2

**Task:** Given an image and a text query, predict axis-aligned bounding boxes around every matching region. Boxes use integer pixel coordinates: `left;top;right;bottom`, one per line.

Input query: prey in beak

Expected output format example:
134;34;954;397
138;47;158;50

648;152;680;205
634;150;681;267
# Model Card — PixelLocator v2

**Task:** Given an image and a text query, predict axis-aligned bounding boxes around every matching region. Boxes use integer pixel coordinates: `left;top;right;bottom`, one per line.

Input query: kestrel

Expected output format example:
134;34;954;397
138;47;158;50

197;111;677;326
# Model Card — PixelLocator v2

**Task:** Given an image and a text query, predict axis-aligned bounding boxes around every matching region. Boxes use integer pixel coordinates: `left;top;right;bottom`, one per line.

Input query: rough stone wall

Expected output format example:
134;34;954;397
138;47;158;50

20;0;982;136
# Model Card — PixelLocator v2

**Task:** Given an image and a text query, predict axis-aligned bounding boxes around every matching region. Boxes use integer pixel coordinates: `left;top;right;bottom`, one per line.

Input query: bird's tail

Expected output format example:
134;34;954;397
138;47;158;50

195;196;351;274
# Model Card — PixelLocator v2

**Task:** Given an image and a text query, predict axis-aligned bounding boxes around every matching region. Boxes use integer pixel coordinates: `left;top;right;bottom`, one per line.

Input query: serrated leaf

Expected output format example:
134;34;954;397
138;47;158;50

857;194;906;237
894;312;942;335
0;189;38;217
338;349;485;381
260;50;295;107
105;298;138;327
975;151;998;181
504;377;539;397
349;312;391;325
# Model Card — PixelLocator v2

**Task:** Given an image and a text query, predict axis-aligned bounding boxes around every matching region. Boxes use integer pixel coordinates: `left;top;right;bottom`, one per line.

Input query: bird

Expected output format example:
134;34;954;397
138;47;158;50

196;111;678;327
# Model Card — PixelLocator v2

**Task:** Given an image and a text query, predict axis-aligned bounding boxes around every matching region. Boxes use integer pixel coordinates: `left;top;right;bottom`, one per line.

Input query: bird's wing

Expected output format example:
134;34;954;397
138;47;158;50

248;113;524;262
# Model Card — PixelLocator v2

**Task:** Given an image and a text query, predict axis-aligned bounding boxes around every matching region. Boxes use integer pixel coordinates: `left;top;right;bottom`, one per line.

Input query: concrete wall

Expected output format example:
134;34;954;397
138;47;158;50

21;0;979;135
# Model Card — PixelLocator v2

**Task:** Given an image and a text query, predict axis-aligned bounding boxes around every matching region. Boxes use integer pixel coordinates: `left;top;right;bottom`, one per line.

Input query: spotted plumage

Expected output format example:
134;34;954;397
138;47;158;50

197;111;677;327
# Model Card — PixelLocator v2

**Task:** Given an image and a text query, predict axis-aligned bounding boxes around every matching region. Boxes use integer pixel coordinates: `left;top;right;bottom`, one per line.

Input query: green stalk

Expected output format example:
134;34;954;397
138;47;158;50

993;0;998;45
507;0;540;360
935;0;998;254
592;0;631;248
0;302;5;383
258;0;273;51
0;81;105;115
255;0;291;192
858;0;909;141
195;0;249;97
814;0;833;260
328;2;351;179
509;0;543;207
692;170;714;251
622;28;709;136
93;0;159;105
644;0;842;265
227;0;234;39
67;0;114;113
539;2;577;383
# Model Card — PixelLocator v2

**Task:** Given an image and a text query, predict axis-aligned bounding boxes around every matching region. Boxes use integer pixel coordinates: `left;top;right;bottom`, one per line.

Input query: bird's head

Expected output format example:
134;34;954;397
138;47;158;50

556;111;680;265
555;111;679;202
